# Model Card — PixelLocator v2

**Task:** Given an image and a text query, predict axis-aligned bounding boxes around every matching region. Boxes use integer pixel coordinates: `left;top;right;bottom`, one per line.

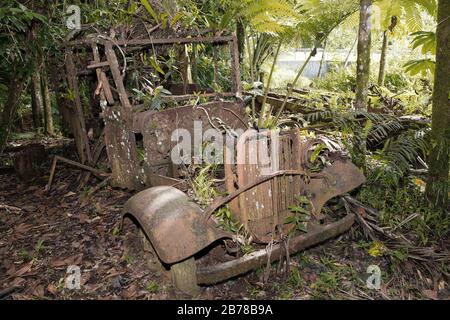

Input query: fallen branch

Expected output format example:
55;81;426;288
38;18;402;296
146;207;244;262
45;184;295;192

80;176;113;206
342;196;450;263
0;286;20;300
342;195;396;240
46;155;109;192
87;176;112;197
0;204;22;213
342;196;377;240
78;129;106;190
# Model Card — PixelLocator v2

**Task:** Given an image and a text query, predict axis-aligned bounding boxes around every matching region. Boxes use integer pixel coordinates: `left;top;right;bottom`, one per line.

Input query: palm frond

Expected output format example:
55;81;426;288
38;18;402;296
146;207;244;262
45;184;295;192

404;58;435;76
410;30;436;55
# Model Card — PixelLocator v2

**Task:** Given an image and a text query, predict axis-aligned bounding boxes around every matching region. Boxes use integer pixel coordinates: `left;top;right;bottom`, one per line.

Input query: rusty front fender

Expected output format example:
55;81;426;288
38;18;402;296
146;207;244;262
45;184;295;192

122;186;229;264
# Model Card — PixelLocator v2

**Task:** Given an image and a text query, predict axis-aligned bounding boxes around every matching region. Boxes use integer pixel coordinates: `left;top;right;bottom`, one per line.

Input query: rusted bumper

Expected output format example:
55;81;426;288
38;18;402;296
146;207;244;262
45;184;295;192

196;213;355;285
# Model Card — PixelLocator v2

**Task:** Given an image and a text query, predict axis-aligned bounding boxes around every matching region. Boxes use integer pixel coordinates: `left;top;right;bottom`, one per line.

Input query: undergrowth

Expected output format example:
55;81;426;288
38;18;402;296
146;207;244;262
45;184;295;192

357;173;450;245
190;163;245;237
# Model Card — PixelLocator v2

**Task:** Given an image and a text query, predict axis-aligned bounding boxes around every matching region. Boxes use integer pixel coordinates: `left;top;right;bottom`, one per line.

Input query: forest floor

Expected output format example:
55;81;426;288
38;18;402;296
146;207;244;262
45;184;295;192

0;137;449;300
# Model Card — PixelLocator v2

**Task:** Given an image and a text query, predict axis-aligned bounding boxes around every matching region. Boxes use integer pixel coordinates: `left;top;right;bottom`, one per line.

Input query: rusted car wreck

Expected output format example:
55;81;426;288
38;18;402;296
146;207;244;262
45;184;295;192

62;28;365;295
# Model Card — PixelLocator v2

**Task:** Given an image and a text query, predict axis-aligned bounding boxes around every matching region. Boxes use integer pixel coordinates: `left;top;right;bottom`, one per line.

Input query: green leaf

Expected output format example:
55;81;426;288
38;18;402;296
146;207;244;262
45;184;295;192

128;2;138;13
284;216;296;224
288;205;309;215
170;12;184;27
410;31;436;55
149;56;165;75
151;98;162;110
219;11;233;30
160;13;168;29
296;195;310;204
404;58;435;76
310;143;326;163
159;88;172;95
140;0;159;23
296;222;307;233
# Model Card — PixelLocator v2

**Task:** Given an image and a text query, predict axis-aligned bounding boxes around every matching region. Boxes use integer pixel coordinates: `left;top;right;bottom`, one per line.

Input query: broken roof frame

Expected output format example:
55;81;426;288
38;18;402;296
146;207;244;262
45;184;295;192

64;33;243;102
62;31;243;189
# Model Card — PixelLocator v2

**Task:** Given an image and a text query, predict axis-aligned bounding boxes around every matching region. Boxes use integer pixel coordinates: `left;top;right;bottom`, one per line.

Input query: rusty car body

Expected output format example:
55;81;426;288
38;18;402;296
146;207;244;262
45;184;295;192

63;30;365;295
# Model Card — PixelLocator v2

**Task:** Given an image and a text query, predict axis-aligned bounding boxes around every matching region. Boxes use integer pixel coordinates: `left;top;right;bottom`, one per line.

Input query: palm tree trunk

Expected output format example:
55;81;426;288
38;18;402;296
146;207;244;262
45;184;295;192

378;30;388;86
0;72;24;153
41;64;54;135
426;0;450;210
31;69;43;129
355;0;372;110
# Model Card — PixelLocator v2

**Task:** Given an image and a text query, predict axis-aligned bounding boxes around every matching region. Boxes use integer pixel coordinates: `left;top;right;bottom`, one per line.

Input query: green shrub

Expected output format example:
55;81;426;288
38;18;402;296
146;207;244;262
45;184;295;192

312;67;356;92
383;72;411;92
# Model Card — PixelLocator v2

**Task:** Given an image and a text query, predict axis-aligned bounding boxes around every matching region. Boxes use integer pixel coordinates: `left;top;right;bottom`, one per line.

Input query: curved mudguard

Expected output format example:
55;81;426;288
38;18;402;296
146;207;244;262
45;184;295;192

122;186;229;264
307;158;366;216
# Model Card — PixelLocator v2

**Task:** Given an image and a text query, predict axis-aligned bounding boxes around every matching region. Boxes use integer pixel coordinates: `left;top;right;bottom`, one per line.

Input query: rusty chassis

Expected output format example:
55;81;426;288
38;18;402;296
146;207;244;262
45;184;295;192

197;213;355;285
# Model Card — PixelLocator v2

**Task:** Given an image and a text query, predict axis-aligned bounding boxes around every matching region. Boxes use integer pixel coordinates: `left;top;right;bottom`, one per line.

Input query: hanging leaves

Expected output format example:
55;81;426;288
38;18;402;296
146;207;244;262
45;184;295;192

410;31;436;55
404;58;435;76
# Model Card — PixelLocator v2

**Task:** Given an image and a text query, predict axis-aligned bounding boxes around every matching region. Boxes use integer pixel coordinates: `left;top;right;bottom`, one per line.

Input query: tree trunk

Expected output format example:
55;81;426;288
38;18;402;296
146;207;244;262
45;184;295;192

426;0;450;210
236;19;246;65
31;69;43;129
179;45;191;94
0;73;24;153
355;0;372;110
41;65;54;135
212;46;219;86
191;44;198;83
353;0;373;170
378;30;388;86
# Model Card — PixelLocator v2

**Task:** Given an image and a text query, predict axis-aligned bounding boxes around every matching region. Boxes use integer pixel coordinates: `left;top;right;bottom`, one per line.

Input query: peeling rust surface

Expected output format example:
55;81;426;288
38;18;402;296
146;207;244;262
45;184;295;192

103;106;141;189
135;101;247;180
227;129;365;243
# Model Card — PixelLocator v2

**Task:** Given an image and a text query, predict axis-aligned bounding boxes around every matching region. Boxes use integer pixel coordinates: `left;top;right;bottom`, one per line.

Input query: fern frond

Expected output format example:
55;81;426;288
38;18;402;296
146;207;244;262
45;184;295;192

244;0;297;35
408;0;437;17
374;130;430;185
404;3;423;32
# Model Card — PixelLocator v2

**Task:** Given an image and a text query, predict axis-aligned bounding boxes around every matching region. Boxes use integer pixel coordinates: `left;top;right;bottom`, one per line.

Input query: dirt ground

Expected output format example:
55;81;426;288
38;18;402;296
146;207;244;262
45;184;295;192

1;139;449;300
